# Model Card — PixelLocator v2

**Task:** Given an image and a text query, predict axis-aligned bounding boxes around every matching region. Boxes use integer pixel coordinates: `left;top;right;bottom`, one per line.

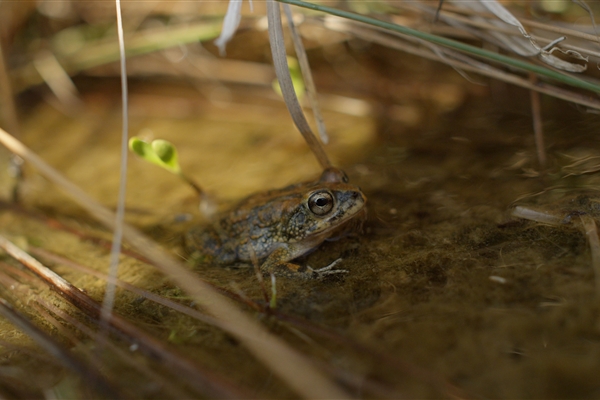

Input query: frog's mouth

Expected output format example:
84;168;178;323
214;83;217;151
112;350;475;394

325;208;367;241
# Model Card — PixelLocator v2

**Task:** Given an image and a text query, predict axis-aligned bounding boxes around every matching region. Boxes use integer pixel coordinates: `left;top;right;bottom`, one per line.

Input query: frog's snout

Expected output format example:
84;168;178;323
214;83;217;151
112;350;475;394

335;189;366;212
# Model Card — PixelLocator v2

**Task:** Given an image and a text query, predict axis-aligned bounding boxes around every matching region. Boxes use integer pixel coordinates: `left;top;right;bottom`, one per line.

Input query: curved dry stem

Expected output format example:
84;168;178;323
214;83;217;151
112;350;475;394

267;0;332;169
282;4;328;144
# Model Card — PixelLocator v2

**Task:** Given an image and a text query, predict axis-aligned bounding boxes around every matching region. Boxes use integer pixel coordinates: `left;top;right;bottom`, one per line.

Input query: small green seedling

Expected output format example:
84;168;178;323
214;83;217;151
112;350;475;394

129;137;204;199
129;138;181;174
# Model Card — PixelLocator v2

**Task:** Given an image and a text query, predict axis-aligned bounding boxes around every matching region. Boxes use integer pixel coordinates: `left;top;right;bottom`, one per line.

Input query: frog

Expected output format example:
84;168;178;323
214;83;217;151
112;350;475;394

184;167;367;279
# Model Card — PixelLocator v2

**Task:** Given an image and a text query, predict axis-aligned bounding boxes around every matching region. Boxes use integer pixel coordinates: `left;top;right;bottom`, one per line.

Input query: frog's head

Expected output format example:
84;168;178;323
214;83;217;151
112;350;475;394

283;169;366;242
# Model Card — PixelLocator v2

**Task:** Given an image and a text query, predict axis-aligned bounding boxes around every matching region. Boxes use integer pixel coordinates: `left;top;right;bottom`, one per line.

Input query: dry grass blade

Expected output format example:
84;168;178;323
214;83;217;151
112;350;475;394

421;1;588;72
335;21;600;111
0;298;120;398
282;4;328;144
267;0;331;170
36;298;192;399
0;261;195;398
99;0;129;350
0;127;350;399
0;233;246;399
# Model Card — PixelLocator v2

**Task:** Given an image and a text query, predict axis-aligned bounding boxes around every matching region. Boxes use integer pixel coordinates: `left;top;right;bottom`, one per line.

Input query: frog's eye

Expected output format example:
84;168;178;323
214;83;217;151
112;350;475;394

308;191;334;216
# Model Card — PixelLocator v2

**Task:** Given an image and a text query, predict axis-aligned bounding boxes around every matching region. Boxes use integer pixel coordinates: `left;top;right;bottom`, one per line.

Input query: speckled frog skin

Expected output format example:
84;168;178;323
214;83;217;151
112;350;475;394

185;167;366;279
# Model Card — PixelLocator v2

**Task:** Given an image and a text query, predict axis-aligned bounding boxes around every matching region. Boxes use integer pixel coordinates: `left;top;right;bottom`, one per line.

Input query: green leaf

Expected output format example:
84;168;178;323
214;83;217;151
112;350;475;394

129;137;181;174
152;139;180;173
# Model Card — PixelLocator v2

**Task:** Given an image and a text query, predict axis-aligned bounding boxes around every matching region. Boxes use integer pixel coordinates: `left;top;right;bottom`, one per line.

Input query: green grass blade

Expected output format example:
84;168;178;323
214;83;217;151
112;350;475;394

276;0;600;94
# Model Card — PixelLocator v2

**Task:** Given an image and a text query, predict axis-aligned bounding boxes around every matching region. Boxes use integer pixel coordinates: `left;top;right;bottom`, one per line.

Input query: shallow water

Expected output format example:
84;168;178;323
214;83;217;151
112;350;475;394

2;49;600;398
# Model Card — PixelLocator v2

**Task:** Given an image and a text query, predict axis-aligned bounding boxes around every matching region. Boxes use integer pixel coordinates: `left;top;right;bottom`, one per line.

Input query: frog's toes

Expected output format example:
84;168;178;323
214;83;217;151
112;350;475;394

310;258;348;279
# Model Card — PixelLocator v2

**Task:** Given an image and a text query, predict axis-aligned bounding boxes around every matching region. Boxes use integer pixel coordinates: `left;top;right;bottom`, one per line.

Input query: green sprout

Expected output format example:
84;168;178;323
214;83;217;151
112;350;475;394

129;137;204;197
129;137;181;174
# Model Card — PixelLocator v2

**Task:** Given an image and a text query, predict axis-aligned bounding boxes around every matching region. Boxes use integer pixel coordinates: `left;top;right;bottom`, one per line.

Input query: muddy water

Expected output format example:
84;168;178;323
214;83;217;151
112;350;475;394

2;57;600;398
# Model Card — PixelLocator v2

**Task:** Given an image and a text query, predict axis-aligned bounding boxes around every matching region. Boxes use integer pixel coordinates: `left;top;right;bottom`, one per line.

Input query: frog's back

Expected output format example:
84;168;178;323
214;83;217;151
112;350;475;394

186;187;304;265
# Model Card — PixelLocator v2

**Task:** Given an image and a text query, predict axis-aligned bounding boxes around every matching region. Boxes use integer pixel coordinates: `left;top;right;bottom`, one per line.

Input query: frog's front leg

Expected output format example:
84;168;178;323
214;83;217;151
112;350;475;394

260;248;348;279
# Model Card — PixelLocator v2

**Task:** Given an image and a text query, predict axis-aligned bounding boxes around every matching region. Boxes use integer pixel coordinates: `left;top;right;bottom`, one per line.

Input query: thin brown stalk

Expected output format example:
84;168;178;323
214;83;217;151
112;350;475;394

579;215;600;296
0;127;350;399
28;300;143;397
529;74;546;169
